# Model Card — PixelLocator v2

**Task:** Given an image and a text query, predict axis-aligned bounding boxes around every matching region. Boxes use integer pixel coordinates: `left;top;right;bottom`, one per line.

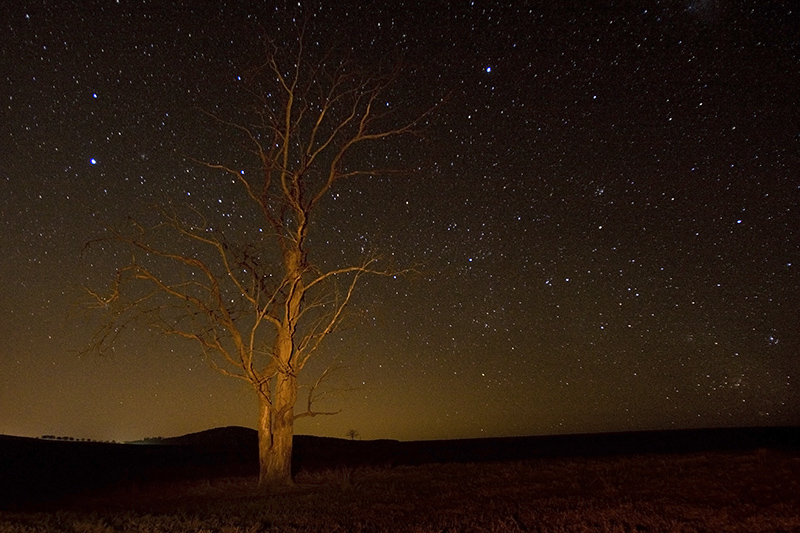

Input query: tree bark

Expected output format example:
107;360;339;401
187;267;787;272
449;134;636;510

257;372;297;489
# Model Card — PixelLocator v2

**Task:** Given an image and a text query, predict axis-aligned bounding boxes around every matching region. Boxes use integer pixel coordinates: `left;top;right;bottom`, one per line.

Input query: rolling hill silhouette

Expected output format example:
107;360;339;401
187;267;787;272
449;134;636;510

2;425;798;509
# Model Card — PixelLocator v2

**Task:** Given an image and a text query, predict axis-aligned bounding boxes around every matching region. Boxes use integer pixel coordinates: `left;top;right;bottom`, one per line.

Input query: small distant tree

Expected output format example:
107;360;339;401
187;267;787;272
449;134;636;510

347;429;360;441
86;32;433;489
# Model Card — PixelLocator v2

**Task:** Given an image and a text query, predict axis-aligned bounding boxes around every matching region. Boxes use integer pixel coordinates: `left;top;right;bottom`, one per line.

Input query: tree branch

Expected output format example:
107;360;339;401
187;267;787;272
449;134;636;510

292;366;342;421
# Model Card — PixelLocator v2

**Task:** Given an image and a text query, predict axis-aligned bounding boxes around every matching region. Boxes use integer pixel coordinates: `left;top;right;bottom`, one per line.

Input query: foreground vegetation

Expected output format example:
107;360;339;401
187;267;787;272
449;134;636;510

2;448;799;532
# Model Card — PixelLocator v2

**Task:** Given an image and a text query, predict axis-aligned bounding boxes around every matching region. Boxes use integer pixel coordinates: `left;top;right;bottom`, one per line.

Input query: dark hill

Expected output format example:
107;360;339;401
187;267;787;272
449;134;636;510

294;426;800;470
121;425;800;472
2;426;799;509
134;425;259;450
0;431;257;509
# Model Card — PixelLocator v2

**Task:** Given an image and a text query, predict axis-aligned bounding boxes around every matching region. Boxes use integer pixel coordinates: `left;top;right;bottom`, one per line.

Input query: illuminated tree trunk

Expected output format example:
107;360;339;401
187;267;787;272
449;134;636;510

257;372;297;488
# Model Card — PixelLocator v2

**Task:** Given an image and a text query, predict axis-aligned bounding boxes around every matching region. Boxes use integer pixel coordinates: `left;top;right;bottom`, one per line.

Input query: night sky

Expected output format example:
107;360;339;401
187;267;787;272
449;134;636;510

1;1;798;443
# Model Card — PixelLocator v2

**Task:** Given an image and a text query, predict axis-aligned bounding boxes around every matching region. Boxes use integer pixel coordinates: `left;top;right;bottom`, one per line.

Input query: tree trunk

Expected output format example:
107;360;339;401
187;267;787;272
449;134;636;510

257;372;297;489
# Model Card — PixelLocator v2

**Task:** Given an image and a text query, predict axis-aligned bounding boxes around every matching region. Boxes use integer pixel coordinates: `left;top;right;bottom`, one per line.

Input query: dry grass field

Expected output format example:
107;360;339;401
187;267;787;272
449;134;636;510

2;447;799;532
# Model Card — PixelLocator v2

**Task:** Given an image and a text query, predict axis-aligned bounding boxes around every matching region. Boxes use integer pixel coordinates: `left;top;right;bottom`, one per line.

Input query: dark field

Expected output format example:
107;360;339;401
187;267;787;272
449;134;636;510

1;427;799;532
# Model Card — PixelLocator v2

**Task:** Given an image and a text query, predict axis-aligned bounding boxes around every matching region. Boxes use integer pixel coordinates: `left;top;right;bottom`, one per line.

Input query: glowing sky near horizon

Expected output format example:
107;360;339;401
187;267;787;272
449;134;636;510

1;1;798;442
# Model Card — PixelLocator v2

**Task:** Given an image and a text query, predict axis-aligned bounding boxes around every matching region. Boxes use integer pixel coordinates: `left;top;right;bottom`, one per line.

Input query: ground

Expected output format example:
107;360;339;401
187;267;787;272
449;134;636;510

2;448;799;532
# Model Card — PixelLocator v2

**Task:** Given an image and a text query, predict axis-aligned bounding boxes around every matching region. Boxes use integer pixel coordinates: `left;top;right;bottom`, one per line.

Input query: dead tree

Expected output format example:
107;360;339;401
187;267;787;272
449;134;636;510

86;34;432;488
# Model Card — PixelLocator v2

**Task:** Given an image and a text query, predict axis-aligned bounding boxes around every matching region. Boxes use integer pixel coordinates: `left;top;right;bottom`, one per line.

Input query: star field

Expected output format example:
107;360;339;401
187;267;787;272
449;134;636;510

1;1;798;442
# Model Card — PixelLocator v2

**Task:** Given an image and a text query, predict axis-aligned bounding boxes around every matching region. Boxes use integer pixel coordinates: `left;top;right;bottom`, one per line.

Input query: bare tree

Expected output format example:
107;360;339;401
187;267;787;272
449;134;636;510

86;34;432;488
